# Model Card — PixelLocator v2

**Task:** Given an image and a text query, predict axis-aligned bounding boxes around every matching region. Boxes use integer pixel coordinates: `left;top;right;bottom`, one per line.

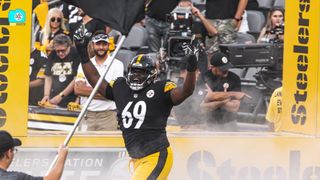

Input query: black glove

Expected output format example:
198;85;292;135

74;24;92;64
186;54;197;72
182;42;198;72
182;42;199;56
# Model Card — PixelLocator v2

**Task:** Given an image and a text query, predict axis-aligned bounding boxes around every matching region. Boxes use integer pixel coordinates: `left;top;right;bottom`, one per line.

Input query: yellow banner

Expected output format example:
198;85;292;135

0;2;31;135
282;0;320;135
14;134;320;179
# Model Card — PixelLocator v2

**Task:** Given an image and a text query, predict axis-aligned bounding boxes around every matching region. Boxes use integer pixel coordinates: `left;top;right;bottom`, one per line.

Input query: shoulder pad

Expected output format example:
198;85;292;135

164;81;177;93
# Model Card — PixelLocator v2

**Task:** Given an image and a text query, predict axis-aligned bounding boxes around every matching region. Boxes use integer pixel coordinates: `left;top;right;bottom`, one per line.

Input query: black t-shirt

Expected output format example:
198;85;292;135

0;168;43;180
69;19;106;41
146;0;180;21
205;0;240;19
204;70;241;123
29;49;48;106
105;77;176;158
246;0;259;10
45;47;80;108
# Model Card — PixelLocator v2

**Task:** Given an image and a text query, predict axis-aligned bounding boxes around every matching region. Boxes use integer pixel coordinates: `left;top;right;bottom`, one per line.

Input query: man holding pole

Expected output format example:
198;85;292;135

0;130;68;180
73;26;197;179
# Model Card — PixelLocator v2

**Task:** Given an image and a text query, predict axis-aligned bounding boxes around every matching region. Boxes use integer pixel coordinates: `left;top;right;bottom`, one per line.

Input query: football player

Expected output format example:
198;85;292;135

74;27;197;179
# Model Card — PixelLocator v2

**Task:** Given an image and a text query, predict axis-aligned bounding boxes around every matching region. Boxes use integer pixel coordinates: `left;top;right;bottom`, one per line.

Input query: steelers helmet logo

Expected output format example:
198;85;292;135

146;90;155;98
59;74;67;82
222;57;228;64
30;58;34;65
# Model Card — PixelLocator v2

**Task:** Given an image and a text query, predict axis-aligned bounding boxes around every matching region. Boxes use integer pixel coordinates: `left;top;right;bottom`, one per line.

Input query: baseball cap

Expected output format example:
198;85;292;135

91;30;109;43
0;130;22;152
210;52;233;71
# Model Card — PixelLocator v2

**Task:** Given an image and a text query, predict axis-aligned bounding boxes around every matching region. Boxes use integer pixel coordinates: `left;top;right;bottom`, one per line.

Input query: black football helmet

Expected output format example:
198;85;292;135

127;54;158;91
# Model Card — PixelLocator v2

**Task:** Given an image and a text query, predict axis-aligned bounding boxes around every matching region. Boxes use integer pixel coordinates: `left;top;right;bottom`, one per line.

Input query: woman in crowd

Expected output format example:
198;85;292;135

257;7;284;43
35;8;69;54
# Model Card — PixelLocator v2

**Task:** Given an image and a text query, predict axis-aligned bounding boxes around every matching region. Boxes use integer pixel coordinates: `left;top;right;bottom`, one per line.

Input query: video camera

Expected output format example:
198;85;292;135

166;6;193;61
220;43;283;91
268;23;284;43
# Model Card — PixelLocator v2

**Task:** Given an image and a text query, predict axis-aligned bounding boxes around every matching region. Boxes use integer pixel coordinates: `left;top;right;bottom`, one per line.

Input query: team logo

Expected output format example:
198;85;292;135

222;57;228;64
133;94;138;98
30;58;34;65
223;83;229;92
59;74;66;82
9;9;26;25
146;90;155;98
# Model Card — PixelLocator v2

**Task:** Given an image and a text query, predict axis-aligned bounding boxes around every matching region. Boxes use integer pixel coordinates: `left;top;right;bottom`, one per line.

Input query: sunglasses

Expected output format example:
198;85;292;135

50;17;62;23
92;34;109;43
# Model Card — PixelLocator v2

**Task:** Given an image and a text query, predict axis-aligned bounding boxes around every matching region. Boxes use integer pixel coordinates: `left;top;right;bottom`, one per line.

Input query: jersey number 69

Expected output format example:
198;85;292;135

121;101;147;129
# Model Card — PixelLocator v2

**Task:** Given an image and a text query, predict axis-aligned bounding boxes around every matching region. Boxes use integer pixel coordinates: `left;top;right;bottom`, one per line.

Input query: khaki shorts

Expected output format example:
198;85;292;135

81;110;118;131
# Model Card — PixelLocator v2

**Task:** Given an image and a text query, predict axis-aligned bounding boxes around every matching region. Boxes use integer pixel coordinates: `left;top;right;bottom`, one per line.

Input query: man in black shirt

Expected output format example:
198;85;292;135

205;0;248;54
29;49;48;106
0;130;68;180
41;34;80;108
145;0;180;52
202;52;249;131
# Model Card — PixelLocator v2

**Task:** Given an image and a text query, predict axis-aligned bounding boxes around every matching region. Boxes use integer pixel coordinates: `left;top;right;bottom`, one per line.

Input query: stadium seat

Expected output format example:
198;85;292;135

246;10;265;32
235;32;256;44
122;25;148;50
257;0;274;9
273;0;285;8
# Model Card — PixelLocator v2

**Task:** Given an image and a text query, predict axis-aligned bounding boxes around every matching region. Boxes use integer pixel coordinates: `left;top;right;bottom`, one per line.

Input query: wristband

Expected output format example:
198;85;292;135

186;55;197;72
76;45;90;64
234;17;243;22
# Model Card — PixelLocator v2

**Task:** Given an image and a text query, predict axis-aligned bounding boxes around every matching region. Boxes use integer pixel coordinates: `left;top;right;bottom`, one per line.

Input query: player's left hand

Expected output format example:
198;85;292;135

182;42;199;56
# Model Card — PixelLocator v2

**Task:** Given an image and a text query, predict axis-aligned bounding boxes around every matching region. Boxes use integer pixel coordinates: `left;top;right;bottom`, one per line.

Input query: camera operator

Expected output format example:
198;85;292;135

205;0;248;55
257;7;284;43
145;0;180;53
165;0;218;74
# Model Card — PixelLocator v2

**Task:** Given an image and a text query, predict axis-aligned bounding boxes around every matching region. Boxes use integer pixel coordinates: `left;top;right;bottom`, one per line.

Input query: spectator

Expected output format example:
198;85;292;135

257;7;284;43
75;31;124;131
266;86;282;132
33;0;72;30
205;0;248;55
145;0;180;52
35;8;69;55
29;48;48;106
202;52;249;131
0;130;68;180
40;34;80;108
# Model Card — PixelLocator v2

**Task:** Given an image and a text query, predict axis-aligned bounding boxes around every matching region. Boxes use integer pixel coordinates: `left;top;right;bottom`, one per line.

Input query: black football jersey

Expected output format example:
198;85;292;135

105;77;176;158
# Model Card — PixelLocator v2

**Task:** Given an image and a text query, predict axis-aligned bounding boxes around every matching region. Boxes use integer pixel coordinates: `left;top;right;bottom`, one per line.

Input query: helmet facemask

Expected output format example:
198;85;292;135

127;67;157;91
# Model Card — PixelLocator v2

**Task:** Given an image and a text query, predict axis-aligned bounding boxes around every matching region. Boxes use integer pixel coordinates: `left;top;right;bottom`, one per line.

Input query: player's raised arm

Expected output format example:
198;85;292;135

73;25;109;97
170;43;197;105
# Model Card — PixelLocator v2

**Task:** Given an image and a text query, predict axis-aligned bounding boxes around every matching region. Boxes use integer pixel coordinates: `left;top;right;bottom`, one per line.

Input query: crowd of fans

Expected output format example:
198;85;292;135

29;0;285;132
